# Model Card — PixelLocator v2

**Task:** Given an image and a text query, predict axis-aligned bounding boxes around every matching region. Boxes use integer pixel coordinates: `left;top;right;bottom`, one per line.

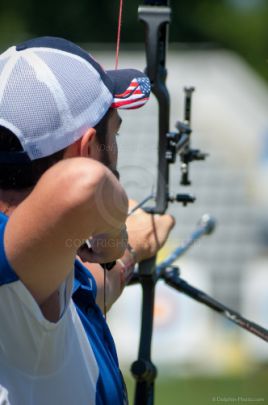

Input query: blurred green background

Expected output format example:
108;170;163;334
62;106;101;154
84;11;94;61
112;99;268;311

125;370;268;405
0;0;268;82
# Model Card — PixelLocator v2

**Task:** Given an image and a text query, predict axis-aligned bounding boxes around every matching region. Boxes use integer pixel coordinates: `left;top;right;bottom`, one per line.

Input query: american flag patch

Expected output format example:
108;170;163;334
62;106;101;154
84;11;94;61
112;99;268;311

111;77;151;109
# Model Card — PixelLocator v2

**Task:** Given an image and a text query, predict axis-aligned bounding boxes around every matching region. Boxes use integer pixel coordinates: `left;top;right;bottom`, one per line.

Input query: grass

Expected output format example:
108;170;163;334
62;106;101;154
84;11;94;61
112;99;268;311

124;368;268;405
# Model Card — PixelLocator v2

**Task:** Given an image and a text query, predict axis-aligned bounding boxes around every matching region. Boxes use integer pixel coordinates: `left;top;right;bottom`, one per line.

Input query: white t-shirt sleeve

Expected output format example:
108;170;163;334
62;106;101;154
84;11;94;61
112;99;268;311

0;272;74;374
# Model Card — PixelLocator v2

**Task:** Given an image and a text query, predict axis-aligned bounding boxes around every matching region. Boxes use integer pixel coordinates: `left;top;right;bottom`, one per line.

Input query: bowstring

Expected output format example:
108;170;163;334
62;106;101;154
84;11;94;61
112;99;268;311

115;0;124;69
104;0;124;320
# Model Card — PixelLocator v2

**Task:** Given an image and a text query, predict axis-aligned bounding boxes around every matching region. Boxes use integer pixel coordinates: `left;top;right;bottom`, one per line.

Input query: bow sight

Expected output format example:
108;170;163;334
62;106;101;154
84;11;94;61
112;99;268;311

128;1;268;405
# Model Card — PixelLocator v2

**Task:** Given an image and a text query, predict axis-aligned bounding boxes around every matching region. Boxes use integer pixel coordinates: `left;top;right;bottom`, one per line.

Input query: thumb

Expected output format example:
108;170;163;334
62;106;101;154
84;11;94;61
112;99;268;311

128;199;139;211
157;213;176;231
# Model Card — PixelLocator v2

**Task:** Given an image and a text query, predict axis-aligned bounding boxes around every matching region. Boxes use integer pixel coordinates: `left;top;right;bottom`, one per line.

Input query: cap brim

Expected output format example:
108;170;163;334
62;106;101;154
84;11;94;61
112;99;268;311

106;69;151;110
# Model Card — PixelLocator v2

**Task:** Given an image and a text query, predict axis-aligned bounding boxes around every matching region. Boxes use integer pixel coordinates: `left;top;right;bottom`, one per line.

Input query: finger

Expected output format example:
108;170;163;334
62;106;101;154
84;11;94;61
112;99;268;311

128;199;139;210
164;214;176;230
152;214;175;249
155;213;175;230
150;215;161;250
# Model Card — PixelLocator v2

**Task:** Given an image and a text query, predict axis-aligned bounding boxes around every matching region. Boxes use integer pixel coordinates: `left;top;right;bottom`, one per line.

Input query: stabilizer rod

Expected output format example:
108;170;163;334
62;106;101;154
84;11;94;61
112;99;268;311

163;267;268;342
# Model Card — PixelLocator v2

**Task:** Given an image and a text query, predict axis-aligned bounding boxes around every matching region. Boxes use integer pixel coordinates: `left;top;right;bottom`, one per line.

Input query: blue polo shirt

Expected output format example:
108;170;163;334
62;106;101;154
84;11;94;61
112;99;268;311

73;260;128;405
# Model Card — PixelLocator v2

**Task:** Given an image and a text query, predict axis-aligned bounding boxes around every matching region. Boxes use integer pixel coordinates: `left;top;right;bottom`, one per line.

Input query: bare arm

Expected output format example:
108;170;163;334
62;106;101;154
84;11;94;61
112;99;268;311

79;199;175;312
4;157;128;305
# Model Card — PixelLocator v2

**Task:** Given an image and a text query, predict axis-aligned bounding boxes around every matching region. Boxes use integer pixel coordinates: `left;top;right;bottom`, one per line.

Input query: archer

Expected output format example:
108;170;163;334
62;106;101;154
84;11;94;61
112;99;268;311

0;37;174;404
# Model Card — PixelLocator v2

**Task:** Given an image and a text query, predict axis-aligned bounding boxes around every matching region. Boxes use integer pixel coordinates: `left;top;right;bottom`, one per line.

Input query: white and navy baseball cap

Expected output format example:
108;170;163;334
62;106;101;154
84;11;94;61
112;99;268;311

0;36;151;161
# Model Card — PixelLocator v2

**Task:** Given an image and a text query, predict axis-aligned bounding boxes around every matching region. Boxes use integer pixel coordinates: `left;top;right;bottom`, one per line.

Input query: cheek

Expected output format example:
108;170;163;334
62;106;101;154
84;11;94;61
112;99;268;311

109;138;118;164
90;141;103;161
113;139;118;161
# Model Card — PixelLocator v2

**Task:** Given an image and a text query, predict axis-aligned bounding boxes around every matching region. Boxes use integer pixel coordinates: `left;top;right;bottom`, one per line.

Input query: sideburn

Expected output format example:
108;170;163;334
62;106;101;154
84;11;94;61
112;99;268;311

94;110;119;179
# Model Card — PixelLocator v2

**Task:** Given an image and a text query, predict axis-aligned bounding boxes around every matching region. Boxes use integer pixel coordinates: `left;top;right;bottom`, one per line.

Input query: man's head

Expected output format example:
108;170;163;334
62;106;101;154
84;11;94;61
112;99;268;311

64;108;122;180
0;36;150;189
0;108;121;189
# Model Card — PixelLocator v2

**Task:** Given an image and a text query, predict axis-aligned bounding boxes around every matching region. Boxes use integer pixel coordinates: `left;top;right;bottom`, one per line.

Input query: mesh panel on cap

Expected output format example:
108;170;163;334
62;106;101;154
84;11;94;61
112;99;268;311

0;46;113;160
1;57;61;144
37;50;106;119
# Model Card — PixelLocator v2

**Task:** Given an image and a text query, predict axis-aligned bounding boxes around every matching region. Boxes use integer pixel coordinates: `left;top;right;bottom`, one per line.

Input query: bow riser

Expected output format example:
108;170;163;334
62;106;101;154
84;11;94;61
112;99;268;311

139;4;171;214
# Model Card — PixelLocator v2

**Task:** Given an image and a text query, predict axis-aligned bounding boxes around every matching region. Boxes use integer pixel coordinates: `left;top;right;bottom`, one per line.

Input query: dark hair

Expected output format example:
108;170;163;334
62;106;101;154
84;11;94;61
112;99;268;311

0;126;66;190
0;109;111;190
94;109;111;145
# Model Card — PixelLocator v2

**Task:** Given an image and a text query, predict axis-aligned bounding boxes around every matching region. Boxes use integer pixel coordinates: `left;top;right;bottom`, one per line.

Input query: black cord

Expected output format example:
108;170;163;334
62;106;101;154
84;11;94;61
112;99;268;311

104;267;107;319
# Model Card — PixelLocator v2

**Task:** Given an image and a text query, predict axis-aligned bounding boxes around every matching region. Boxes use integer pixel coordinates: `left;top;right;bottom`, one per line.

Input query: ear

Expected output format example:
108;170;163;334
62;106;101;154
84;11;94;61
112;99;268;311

79;128;96;158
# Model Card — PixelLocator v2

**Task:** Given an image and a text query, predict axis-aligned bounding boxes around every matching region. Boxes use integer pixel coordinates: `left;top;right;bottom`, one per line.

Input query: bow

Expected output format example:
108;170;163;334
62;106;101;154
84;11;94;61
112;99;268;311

126;1;268;405
129;2;202;403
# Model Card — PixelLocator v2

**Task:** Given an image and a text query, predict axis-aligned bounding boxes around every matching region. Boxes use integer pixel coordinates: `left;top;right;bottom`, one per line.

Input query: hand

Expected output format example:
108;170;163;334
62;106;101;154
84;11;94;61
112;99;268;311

78;225;128;264
126;199;175;262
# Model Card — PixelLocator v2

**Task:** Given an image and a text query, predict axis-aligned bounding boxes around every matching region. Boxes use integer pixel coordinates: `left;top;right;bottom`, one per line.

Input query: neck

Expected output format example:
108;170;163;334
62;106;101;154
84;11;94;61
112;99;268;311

0;188;32;216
